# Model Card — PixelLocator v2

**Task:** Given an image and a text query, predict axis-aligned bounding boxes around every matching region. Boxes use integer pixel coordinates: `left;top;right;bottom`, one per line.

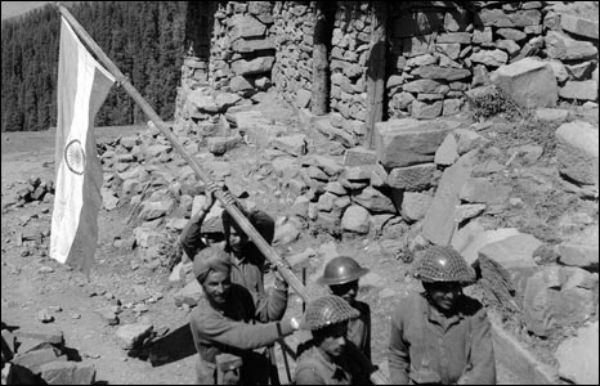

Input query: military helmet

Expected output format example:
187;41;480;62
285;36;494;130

303;295;360;331
414;245;476;284
317;256;369;286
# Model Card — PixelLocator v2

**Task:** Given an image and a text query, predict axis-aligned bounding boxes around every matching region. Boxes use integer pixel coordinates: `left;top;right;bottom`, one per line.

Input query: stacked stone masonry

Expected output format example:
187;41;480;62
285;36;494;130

175;1;598;146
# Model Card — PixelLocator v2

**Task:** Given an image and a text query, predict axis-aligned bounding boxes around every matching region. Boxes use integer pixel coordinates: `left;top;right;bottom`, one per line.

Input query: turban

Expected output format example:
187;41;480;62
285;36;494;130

193;246;231;283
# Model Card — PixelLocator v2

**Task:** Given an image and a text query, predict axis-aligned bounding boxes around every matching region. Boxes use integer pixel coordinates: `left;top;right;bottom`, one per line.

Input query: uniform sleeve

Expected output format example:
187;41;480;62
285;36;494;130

388;304;410;385
295;367;325;385
179;212;208;259
190;310;294;351
457;308;496;385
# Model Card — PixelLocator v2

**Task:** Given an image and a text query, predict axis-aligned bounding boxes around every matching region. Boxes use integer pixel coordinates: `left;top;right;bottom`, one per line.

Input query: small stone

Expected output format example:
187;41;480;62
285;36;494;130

39;266;54;274
38;309;55;323
341;205;370;234
115;322;153;350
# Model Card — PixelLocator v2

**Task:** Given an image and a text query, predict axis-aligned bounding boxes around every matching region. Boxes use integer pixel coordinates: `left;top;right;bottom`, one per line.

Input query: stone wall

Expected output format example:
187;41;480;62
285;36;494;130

175;1;599;143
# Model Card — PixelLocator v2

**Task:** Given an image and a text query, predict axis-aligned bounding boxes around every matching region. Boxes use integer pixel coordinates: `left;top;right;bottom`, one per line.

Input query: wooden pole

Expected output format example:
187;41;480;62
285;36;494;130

365;1;388;150
311;1;334;116
54;2;310;302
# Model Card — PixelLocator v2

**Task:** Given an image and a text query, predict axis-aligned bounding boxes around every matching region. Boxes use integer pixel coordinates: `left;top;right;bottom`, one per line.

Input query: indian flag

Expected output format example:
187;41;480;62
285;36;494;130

50;16;115;274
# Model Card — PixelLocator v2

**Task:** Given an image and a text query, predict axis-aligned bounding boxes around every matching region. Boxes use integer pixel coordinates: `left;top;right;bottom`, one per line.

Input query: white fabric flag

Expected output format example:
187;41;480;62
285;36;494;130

50;16;115;274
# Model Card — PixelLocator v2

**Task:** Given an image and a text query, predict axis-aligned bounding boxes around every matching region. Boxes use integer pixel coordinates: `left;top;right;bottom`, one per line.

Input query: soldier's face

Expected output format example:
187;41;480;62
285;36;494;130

226;224;248;256
203;270;231;306
424;281;462;312
329;280;359;304
319;323;347;358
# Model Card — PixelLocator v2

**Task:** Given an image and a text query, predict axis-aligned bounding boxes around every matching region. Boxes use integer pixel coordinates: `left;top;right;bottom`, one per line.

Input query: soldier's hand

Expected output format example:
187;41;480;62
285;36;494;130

272;261;291;290
202;181;220;211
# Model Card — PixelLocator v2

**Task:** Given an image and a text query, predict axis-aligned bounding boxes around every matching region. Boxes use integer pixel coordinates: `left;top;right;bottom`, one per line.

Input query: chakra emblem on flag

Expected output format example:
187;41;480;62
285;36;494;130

64;139;85;175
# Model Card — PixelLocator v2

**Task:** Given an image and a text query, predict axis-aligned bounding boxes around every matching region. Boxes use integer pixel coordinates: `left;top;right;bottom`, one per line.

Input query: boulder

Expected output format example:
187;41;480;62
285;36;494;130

231;37;275;53
133;226;165;249
478;233;542;269
296;89;311;109
230;76;254;92
401;192;432;222
341;205;370;234
375;119;451;168
207;135;241;156
479;9;541;27
534;108;569;123
454;204;486;224
496;28;527;42
545;31;597;61
229;14;267;40
558;13;599;40
555;121;599;186
524;266;596;337
491;58;557;108
139;200;172;221
411;100;443;119
386;163;436;191
558;225;599;270
559;80;598;101
115;322;153;350
174;280;203;307
270;134;307;156
343;147;377;166
454;128;488;154
443;99;463;116
547;60;569;84
555;322;599;385
469;49;508;67
39;361;96;385
434;133;459;166
273;219;300;245
422;151;477;246
460;227;521;265
352;186;397;214
12;348;65;374
460;178;511;204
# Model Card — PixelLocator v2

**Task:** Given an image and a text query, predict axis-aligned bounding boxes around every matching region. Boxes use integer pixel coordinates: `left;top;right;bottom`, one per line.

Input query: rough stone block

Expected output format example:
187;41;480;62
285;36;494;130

231;56;274;76
559;13;599;40
229;14;266;40
555;121;599;186
343;147;377;166
479;9;541;27
491;57;557;108
470;49;508;67
559;80;598;101
375;119;451;168
12;348;65;374
555;322;599;385
208;135;241;156
270;134;307;156
558;225;599;270
534;108;569;123
401;192;432;222
545;31;597;61
434;133;459;165
352;186;396;214
231;37;275;53
387;163;436;191
402;79;449;94
478;233;542;269
412;100;443;119
296;89;311;108
341;205;370;234
115;323;153;350
460;177;511;204
39;361;96;385
411;65;471;81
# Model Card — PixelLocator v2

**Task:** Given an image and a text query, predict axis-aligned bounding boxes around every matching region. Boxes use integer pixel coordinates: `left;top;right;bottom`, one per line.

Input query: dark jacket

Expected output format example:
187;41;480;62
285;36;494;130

189;284;293;384
348;300;371;361
388;292;496;385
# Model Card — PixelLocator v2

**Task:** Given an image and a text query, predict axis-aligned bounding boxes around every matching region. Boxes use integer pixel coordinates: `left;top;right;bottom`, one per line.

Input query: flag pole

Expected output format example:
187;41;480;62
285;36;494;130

53;2;310;302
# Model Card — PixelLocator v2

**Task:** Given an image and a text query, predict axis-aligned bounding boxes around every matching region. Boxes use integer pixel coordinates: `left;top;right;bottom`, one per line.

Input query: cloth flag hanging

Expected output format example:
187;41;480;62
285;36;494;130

50;16;115;274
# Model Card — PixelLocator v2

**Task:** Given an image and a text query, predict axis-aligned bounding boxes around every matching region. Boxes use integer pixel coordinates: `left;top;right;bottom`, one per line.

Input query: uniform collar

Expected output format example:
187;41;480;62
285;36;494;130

420;293;466;326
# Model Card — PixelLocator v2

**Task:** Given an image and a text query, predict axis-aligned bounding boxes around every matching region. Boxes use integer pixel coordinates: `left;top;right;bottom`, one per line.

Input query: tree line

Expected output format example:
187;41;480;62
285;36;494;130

1;1;187;132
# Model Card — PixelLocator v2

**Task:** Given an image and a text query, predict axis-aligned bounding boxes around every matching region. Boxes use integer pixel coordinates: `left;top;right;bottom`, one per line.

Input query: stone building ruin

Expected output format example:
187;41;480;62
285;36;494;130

174;1;598;148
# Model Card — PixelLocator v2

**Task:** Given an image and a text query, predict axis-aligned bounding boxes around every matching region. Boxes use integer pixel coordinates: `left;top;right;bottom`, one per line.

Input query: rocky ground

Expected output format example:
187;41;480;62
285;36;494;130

1;91;598;384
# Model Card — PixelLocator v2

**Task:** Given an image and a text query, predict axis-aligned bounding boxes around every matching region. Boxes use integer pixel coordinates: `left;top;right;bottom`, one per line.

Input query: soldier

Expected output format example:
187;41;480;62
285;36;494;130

189;246;301;384
387;245;496;384
317;256;372;360
294;295;380;385
180;186;287;382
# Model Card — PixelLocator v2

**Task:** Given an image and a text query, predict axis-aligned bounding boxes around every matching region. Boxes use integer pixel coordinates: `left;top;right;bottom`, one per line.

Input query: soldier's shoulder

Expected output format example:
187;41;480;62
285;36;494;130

459;295;486;318
392;292;424;319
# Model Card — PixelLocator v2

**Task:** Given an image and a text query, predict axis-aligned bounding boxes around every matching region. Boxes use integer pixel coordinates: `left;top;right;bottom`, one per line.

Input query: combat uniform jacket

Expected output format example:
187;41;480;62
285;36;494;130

294;340;374;385
388;292;496;384
348;300;371;361
189;284;293;384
